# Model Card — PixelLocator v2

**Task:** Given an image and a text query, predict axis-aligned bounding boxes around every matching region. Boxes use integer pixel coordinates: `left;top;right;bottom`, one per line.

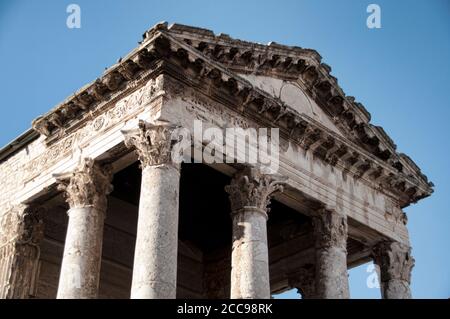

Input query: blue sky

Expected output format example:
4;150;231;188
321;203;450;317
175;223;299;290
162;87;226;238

0;0;449;298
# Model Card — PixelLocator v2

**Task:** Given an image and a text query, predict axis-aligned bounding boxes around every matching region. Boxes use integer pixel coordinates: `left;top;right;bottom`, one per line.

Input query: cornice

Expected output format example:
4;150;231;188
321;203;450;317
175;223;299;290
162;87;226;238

0;129;38;164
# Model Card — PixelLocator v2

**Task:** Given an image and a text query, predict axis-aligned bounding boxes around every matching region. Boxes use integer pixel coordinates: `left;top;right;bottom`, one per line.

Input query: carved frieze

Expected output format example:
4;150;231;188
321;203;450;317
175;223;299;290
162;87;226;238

23;79;160;182
182;88;251;129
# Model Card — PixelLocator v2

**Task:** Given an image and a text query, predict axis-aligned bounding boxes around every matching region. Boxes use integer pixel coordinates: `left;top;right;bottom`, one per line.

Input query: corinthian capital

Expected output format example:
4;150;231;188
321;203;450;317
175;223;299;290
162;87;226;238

122;120;179;167
225;166;286;215
0;204;44;247
372;241;415;283
55;158;113;209
312;209;348;250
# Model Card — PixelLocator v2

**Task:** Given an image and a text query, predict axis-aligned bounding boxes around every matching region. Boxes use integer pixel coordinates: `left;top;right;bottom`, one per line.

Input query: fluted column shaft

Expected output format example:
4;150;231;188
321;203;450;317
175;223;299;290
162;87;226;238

372;241;414;299
312;210;349;299
225;167;284;299
55;158;112;299
123;120;180;299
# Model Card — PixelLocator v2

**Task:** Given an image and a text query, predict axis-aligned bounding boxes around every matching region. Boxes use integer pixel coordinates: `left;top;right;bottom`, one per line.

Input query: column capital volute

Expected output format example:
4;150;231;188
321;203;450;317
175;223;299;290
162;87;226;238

372;240;414;283
312;208;348;250
225;166;286;215
121;119;180;168
54;158;113;210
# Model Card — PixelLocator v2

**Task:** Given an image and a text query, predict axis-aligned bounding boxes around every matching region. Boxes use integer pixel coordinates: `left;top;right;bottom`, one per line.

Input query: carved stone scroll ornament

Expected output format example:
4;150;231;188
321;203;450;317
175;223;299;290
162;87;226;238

0;205;45;299
54;158;113;211
122;120;180;168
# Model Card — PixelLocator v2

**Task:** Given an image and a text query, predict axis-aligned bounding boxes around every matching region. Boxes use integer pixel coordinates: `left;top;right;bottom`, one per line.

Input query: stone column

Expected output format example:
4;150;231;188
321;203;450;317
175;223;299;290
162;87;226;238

0;205;44;299
225;166;284;299
288;266;316;299
122;120;180;299
312;209;349;299
55;158;112;299
372;241;414;299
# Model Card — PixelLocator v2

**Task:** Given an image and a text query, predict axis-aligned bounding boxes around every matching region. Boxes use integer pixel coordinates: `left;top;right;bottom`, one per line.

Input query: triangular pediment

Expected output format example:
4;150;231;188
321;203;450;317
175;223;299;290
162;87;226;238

238;74;346;138
164;23;433;202
166;24;370;148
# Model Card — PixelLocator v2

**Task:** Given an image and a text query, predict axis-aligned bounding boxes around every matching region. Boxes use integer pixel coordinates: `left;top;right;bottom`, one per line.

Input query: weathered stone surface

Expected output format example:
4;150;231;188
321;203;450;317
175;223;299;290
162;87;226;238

55;158;112;299
123;121;180;299
312;209;349;299
123;119;179;168
226;166;284;299
0;204;44;299
55;158;113;209
372;241;414;299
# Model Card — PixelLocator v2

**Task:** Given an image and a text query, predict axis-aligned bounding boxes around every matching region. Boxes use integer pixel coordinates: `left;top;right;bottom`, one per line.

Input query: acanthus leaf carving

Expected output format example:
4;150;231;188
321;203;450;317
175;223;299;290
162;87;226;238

312;209;348;250
122;120;180;168
55;158;113;210
0;204;44;249
0;204;44;299
372;241;414;284
225;166;286;214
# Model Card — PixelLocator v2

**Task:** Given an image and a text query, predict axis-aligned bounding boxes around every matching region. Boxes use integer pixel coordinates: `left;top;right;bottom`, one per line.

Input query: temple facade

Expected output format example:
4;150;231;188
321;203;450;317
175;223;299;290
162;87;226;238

0;23;433;299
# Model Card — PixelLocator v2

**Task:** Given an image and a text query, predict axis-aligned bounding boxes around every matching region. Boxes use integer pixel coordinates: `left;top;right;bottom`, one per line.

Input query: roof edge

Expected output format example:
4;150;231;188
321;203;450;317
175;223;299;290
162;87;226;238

0;129;39;163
